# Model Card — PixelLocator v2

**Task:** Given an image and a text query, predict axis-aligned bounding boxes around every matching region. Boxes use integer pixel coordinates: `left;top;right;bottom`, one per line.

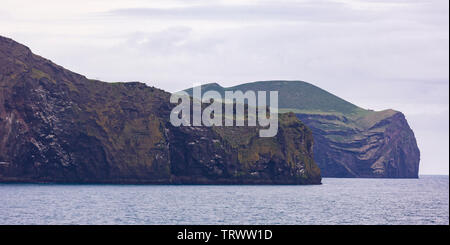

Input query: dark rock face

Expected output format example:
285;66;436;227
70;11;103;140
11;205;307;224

296;111;420;178
0;36;321;184
184;81;420;178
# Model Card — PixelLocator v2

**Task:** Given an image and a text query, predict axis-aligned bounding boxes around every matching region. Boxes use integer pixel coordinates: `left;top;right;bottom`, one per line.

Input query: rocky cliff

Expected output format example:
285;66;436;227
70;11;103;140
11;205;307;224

296;110;419;178
185;81;420;178
0;36;321;184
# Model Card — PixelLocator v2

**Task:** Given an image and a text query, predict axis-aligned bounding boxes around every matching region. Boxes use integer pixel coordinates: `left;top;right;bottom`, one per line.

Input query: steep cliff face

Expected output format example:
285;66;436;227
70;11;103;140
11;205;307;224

296;110;420;178
0;36;321;184
170;112;320;184
184;81;420;178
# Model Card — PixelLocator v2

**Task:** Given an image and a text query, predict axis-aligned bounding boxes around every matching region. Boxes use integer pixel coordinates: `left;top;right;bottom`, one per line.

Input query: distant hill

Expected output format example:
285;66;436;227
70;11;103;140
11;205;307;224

185;81;362;115
184;81;420;178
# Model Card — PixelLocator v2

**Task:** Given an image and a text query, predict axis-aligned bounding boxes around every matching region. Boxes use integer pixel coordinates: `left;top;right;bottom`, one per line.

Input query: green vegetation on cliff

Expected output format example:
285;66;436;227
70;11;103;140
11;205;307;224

184;81;420;178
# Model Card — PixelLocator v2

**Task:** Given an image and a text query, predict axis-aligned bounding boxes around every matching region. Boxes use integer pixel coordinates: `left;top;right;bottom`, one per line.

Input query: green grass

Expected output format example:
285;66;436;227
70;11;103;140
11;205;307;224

183;81;399;130
184;80;362;115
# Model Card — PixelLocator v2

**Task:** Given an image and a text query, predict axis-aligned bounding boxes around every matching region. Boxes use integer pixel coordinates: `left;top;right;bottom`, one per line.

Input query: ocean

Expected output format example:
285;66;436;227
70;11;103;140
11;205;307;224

0;175;448;225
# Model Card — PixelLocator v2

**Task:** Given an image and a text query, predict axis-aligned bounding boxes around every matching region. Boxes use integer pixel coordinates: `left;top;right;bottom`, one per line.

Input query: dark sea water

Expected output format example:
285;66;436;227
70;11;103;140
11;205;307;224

0;176;448;225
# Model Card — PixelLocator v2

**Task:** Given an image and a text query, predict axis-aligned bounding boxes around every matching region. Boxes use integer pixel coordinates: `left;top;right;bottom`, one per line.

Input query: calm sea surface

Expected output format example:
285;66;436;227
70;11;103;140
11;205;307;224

0;176;448;225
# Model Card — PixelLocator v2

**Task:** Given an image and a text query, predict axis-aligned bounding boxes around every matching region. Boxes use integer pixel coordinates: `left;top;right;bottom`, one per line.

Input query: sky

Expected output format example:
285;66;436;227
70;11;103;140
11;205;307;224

0;0;448;174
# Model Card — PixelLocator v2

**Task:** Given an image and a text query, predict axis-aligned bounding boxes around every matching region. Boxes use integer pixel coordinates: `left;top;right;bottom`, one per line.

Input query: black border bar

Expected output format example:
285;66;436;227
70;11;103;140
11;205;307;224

0;225;448;243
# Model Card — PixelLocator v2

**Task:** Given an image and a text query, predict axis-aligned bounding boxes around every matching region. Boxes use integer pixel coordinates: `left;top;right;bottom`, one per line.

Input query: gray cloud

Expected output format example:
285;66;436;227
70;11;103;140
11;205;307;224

119;27;224;56
106;2;379;23
105;0;448;27
0;10;12;20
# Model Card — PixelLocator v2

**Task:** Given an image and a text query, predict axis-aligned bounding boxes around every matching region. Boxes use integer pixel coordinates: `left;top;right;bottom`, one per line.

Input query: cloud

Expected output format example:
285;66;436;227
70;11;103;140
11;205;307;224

106;1;378;23
118;27;224;56
104;0;449;27
0;10;12;20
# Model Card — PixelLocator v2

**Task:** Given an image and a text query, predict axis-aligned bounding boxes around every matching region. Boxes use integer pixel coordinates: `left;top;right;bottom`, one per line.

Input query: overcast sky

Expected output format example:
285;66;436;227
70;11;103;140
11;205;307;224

1;0;448;174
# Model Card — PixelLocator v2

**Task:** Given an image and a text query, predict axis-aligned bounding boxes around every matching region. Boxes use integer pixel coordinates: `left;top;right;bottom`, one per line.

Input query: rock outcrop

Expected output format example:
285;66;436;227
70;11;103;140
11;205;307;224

0;36;321;184
184;81;420;178
296;110;420;178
